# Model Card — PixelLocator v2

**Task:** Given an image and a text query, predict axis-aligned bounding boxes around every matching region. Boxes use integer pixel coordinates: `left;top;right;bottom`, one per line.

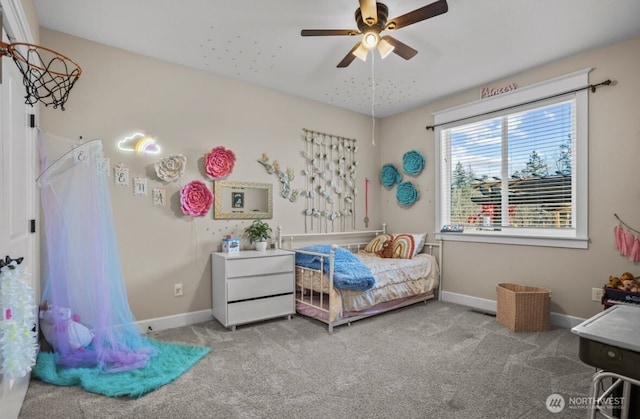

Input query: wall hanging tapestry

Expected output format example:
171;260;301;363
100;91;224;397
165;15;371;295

302;129;358;233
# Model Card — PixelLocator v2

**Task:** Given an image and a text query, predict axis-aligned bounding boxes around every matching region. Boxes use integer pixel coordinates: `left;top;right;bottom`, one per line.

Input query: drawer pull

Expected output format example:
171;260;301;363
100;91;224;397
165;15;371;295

229;291;293;304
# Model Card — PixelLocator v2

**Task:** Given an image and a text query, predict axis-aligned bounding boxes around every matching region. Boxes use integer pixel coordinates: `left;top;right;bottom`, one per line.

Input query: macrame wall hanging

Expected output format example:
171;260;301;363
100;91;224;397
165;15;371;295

301;129;358;233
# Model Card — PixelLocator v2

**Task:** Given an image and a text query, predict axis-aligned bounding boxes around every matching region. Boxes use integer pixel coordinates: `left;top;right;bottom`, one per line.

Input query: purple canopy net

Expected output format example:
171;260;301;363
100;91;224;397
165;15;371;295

37;134;154;372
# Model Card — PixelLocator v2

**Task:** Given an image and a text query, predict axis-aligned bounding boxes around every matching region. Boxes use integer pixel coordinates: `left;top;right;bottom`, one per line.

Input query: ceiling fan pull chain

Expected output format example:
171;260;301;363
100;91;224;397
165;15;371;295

370;52;376;146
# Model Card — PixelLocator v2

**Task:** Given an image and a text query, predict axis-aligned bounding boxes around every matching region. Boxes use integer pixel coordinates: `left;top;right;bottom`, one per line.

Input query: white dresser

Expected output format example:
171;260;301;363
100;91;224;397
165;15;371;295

211;249;295;330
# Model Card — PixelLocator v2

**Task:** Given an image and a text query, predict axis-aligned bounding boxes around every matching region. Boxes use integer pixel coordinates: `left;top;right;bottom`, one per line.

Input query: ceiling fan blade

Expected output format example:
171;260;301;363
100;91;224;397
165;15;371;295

301;29;359;36
386;0;448;30
381;36;418;60
359;0;378;26
337;43;361;68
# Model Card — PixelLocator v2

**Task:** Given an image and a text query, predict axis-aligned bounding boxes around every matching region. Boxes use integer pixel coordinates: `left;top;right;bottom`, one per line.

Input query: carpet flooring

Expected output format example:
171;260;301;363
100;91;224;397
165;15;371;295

18;301;595;418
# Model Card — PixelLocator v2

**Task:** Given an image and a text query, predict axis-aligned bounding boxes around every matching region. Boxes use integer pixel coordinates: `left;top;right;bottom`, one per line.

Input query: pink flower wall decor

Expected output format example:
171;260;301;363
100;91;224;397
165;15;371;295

180;180;213;216
204;146;236;180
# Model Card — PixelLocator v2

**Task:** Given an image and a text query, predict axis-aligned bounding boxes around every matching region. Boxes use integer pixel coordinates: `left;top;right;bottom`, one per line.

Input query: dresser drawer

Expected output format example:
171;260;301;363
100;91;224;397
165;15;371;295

228;272;293;301
226;255;292;278
227;294;294;326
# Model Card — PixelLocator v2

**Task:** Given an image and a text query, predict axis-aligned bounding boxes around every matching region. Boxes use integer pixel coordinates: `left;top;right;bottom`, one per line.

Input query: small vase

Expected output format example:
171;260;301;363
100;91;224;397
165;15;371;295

255;241;268;252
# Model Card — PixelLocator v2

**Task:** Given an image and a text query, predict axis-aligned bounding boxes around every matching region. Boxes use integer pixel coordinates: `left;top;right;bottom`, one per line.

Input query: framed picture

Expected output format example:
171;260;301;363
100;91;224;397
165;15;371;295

232;192;244;209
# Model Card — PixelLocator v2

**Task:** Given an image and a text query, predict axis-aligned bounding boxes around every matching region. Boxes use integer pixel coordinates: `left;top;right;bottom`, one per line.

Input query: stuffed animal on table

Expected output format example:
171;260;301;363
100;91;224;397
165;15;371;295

39;302;94;352
620;272;639;292
607;275;623;289
376;239;394;259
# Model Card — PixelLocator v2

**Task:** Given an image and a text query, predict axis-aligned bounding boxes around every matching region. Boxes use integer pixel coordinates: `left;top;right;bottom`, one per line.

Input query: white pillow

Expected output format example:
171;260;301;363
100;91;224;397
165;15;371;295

410;233;427;257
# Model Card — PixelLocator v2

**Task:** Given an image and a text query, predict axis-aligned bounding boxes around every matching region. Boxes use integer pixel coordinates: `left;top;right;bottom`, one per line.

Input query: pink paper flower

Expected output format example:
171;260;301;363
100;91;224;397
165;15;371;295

205;146;236;180
180;180;213;216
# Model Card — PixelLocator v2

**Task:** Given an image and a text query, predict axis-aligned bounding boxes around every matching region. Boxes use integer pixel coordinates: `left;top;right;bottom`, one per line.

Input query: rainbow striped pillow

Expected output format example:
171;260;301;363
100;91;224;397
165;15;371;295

392;234;416;259
364;234;393;253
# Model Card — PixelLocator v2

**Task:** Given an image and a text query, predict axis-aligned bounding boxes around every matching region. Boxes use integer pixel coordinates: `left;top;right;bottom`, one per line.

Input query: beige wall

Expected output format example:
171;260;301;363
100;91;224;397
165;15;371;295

38;29;382;321
39;26;640;322
380;35;640;320
19;0;38;42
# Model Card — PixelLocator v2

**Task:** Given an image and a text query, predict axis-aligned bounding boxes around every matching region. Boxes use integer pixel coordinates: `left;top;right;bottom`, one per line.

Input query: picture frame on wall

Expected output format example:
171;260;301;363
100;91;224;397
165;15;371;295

232;192;244;209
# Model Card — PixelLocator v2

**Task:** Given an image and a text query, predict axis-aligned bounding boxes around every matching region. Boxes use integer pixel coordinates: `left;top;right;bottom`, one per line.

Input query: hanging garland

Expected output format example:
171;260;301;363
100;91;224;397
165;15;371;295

380;164;402;189
0;261;38;379
396;181;419;207
402;150;425;176
614;213;640;262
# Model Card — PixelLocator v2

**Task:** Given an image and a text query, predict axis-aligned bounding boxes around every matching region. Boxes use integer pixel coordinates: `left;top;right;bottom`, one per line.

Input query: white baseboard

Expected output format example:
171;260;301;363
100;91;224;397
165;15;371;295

136;309;213;334
440;291;586;329
0;374;30;419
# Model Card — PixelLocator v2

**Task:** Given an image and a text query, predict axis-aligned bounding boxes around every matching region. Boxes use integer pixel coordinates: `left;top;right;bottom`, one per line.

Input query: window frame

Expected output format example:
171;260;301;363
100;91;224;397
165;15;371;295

434;68;591;249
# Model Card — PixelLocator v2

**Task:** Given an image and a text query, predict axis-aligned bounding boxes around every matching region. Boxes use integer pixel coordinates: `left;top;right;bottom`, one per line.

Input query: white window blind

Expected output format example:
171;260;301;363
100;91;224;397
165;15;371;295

434;69;590;248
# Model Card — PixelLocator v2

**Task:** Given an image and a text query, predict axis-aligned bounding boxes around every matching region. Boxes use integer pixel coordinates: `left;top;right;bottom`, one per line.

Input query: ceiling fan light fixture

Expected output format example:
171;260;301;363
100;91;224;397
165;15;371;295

377;38;394;59
353;43;369;61
362;30;379;49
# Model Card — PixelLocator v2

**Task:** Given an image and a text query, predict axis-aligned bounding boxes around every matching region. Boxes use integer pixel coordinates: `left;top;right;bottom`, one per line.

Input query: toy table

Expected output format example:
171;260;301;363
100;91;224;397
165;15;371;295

572;305;640;418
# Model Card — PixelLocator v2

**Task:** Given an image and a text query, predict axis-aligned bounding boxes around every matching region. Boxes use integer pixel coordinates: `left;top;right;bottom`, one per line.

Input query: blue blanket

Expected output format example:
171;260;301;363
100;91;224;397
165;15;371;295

295;245;375;291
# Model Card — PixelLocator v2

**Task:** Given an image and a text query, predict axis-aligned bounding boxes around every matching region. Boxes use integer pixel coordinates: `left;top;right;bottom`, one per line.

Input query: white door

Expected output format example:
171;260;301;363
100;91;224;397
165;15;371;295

0;33;38;291
0;25;39;416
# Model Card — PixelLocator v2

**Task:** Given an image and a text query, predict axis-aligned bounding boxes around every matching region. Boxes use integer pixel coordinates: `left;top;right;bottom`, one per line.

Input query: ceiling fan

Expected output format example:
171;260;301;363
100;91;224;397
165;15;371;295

301;0;448;68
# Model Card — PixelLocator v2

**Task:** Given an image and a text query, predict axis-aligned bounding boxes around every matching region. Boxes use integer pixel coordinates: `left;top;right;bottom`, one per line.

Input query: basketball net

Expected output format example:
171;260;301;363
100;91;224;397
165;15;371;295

0;41;82;111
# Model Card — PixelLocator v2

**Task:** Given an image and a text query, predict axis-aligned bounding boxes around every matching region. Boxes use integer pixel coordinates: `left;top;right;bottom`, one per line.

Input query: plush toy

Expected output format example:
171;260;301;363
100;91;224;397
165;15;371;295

376;239;394;259
39;302;94;352
620;272;639;292
607;275;623;289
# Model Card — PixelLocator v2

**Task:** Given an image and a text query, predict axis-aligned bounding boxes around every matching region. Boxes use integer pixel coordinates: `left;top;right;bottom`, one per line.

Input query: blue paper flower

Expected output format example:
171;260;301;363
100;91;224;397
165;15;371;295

402;150;425;176
396;181;419;207
380;164;402;189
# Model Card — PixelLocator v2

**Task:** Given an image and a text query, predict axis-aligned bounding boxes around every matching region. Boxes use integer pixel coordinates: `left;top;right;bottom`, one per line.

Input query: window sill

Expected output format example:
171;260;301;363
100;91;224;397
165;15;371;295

435;231;589;249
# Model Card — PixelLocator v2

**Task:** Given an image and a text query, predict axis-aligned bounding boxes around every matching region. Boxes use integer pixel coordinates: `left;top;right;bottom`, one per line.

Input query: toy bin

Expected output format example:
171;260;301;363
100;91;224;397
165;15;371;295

496;283;551;332
602;287;640;308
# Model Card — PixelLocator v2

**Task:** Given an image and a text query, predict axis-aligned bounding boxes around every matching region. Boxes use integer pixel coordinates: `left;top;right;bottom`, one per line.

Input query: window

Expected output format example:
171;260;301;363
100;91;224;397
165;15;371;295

434;69;590;248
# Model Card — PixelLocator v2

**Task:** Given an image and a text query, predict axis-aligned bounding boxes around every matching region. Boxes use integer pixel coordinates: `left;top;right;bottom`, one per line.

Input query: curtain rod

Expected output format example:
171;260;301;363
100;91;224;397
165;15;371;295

425;79;613;131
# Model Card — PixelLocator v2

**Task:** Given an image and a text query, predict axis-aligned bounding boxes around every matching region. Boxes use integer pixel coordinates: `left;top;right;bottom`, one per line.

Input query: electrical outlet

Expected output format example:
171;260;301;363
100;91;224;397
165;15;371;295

592;287;604;302
174;283;183;297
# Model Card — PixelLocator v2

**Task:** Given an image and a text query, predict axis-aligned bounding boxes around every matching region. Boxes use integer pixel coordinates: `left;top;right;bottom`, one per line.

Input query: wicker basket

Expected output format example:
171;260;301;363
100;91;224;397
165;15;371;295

496;283;551;332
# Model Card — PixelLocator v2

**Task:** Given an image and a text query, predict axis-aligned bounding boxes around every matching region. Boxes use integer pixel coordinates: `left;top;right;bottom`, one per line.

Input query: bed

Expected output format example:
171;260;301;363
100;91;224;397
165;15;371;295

277;225;441;332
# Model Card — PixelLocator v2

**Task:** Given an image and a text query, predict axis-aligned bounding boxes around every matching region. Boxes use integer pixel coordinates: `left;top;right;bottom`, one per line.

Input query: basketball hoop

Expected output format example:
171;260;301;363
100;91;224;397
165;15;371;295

0;41;82;111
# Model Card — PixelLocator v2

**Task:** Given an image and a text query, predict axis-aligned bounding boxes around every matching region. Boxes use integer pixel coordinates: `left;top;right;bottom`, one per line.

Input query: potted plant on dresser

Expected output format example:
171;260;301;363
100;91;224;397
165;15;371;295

245;219;272;251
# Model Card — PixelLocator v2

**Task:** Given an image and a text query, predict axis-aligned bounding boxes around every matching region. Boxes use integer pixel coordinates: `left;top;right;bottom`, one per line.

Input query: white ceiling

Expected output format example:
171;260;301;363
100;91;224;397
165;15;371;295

32;0;640;118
